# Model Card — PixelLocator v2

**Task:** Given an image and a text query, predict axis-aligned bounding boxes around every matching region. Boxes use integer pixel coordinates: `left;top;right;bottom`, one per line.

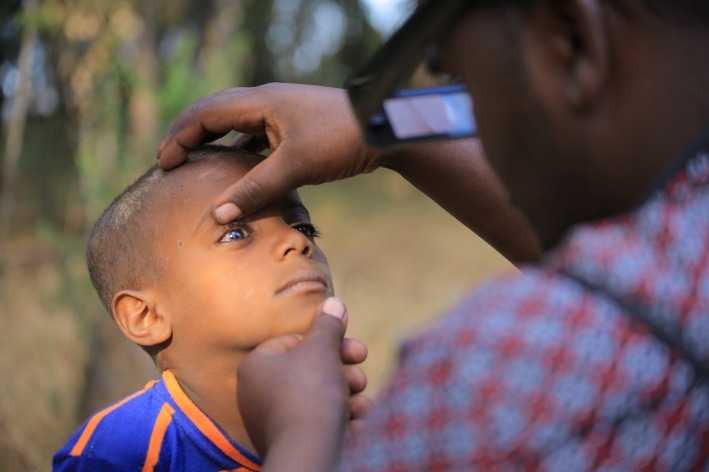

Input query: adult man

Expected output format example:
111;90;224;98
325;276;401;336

157;0;709;470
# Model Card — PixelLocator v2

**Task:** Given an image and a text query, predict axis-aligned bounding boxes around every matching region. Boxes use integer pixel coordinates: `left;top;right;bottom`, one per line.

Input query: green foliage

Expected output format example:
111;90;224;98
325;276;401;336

157;30;204;125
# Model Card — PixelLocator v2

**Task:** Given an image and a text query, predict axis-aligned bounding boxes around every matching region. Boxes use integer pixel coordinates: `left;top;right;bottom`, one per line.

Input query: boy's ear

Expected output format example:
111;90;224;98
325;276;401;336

113;290;172;347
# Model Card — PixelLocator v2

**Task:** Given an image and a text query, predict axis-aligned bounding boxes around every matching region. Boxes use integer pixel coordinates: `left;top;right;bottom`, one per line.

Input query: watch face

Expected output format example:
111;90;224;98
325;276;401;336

345;0;471;145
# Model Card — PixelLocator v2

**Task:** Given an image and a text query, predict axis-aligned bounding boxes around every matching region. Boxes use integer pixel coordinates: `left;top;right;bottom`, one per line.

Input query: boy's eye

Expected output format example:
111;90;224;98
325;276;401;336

220;227;250;243
292;223;321;238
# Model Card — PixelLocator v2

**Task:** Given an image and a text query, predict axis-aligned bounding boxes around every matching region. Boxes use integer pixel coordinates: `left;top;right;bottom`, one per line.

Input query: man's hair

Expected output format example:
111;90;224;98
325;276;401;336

86;145;251;315
475;0;709;25
633;0;709;24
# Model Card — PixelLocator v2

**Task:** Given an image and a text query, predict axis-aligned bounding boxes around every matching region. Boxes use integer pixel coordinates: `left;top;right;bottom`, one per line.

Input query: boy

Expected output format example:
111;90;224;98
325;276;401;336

53;145;336;471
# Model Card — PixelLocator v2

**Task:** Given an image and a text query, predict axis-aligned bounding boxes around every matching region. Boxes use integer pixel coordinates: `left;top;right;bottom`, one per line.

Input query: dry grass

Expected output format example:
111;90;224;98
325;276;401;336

0;169;514;470
0;238;87;471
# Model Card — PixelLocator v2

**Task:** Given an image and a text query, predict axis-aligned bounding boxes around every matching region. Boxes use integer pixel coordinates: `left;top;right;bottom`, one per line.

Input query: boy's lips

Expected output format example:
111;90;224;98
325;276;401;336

275;271;331;296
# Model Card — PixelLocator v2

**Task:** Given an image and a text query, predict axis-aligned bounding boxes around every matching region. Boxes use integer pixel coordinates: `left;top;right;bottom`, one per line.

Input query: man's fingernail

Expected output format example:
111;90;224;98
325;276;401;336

322;297;346;320
214;203;240;223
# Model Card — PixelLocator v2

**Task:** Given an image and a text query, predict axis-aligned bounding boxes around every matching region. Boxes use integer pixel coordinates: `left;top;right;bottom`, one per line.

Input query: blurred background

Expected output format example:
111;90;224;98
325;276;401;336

0;0;514;469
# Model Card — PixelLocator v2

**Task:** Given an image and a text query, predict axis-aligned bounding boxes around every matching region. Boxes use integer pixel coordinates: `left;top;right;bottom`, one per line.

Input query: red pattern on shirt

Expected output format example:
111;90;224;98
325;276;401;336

340;151;709;471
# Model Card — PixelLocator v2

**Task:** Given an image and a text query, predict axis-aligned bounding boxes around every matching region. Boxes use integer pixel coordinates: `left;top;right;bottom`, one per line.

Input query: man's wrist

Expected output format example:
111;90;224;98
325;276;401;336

261;416;346;472
377;144;411;171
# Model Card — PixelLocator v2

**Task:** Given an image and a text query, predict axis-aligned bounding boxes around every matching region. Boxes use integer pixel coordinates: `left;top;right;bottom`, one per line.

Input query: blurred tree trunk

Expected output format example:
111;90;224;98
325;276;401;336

0;0;37;249
129;1;159;163
340;0;380;70
243;0;276;85
74;2;162;421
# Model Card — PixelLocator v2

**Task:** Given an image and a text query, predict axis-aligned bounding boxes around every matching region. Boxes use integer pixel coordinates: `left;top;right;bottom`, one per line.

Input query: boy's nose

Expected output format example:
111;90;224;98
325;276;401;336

272;223;314;260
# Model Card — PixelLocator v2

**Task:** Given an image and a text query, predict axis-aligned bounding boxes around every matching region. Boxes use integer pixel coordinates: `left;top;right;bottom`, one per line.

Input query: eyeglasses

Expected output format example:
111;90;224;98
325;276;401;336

344;0;475;147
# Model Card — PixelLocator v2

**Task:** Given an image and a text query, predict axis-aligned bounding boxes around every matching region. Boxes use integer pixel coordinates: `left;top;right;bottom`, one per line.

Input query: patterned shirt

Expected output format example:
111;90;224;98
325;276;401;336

340;142;709;471
53;370;261;472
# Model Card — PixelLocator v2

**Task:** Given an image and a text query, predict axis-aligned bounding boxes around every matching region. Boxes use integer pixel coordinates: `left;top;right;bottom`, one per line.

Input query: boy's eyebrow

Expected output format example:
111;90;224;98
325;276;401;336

284;199;311;218
195;207;247;232
284;197;316;223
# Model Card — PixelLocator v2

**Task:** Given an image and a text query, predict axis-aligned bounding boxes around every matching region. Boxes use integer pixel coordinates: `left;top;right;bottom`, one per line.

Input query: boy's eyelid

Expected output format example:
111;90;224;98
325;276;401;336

217;220;253;243
291;222;323;238
287;215;313;225
224;218;250;228
290;221;314;229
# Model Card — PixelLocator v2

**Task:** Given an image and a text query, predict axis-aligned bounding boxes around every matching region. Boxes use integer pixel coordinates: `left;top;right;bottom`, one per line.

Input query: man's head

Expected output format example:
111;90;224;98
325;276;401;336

87;146;333;366
422;0;709;248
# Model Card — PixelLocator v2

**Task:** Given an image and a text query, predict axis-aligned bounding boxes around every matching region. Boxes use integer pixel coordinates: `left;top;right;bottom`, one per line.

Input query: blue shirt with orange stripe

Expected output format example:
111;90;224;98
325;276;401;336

53;370;261;471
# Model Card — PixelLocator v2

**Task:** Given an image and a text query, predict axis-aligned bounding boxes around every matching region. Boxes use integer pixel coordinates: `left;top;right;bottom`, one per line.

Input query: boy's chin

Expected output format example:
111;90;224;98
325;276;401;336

284;290;333;311
254;293;336;342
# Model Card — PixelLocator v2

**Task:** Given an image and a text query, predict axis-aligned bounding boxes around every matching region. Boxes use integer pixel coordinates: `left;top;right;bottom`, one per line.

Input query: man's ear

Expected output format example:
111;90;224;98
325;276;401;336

113;290;172;347
524;0;610;112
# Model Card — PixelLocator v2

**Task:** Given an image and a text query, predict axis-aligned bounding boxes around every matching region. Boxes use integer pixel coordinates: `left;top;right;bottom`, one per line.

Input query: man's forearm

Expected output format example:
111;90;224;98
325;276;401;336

381;138;542;265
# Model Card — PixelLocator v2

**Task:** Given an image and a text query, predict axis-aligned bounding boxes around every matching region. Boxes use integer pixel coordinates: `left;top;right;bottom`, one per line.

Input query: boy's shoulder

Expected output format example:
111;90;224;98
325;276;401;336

53;370;263;471
53;377;170;470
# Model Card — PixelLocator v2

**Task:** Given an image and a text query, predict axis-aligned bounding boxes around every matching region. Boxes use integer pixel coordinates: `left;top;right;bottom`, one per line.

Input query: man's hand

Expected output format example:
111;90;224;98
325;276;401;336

237;297;369;472
156;83;542;264
157;84;382;223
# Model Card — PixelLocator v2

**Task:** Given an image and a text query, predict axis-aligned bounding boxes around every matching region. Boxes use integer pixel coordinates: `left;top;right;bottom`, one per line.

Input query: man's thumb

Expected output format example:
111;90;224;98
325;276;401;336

305;297;348;347
321;297;347;323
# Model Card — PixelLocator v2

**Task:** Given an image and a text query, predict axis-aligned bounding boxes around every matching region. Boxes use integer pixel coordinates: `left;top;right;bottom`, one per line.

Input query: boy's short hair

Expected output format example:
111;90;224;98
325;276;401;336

86;145;248;315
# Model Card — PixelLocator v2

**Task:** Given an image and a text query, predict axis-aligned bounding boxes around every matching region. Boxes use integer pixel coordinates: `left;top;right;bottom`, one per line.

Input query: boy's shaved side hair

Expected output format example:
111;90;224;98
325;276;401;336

87;144;253;315
87;165;164;315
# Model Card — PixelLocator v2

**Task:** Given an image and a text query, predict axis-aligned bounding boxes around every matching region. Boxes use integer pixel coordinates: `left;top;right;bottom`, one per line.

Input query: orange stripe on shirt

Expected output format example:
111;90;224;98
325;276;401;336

142;403;175;472
162;370;261;471
70;380;159;457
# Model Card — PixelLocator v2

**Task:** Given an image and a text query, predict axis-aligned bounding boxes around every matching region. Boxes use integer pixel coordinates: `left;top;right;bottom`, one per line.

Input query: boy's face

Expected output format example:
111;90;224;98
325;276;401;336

153;155;333;357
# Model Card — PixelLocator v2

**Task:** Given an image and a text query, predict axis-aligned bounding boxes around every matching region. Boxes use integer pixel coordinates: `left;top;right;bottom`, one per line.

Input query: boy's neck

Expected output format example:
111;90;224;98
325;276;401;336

168;362;256;455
